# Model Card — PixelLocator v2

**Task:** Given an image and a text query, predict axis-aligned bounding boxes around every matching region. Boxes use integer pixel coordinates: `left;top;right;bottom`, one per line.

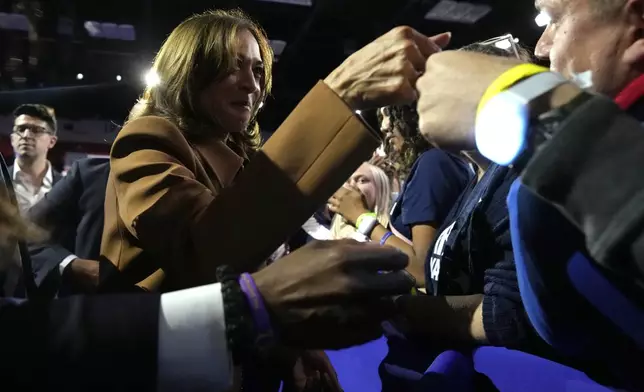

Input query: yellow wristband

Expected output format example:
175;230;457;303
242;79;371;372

476;64;549;117
356;212;377;228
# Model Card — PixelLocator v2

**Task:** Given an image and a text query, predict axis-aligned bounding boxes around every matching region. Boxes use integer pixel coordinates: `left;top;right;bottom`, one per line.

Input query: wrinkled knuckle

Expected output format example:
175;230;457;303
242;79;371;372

392;25;413;39
327;246;347;264
399;39;416;55
391;77;409;95
392;76;408;92
394;56;409;72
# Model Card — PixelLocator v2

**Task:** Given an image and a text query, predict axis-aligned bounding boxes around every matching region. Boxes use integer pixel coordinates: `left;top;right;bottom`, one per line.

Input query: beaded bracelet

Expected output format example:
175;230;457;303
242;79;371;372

216;266;255;365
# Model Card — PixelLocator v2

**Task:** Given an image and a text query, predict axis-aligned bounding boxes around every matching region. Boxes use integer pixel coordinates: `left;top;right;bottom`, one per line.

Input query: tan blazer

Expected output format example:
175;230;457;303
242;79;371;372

100;81;380;292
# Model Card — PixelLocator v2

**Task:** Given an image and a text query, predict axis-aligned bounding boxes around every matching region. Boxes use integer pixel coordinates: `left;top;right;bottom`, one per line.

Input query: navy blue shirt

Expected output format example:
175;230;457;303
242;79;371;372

424;163;543;348
390;149;473;241
380;164;554;391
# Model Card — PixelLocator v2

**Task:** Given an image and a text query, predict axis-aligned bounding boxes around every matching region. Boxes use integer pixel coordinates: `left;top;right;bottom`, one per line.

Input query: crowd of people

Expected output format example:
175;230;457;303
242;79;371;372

0;0;643;390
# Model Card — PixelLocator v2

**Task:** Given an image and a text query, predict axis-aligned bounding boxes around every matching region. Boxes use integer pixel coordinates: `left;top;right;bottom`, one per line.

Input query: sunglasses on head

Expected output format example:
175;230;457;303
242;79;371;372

478;34;521;60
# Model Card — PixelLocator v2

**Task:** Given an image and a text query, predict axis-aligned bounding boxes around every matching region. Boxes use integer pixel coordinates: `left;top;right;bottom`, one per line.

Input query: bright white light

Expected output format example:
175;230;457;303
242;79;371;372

494;39;512;50
116;75;122;82
144;69;160;87
76;73;84;80
259;101;264;109
355;110;362;115
535;11;551;27
493;36;519;50
475;93;529;166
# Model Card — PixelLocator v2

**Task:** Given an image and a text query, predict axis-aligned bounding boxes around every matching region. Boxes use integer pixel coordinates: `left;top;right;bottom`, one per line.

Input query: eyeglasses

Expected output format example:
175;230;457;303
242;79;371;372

12;124;53;137
479;34;521;60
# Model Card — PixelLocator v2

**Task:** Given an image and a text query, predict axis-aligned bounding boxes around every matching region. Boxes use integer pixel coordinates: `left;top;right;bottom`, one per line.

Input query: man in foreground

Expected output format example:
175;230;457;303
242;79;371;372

400;0;644;388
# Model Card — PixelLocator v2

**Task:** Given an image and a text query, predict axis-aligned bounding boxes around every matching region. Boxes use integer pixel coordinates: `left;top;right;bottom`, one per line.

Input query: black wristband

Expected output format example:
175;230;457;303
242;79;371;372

217;266;255;365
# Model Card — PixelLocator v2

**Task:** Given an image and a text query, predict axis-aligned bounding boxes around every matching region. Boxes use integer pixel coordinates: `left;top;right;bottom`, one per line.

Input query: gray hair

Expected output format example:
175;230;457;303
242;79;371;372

590;0;626;16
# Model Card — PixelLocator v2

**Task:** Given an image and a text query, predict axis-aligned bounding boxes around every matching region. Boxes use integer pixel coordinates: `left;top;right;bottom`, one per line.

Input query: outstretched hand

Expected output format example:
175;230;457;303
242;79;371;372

253;240;413;349
325;27;451;110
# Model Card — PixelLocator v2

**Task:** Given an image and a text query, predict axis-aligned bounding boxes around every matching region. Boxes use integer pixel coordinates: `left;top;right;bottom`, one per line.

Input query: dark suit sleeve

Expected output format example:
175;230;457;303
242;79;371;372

521;96;644;288
27;162;83;286
0;294;160;392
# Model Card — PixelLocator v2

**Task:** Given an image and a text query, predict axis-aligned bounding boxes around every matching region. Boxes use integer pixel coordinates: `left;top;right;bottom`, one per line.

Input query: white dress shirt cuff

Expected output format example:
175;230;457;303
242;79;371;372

59;255;77;274
157;283;231;392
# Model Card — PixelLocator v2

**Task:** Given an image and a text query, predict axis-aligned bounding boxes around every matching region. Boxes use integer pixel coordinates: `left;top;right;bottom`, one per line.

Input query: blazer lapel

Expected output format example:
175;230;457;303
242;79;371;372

192;139;244;188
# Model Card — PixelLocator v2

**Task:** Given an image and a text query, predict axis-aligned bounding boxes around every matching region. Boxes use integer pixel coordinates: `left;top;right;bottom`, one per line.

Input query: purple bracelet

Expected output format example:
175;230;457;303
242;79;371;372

238;273;275;346
380;231;394;246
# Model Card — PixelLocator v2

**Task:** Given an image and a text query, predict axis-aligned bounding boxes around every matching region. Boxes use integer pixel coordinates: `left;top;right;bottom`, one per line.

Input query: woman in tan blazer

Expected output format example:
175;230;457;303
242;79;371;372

100;8;451;292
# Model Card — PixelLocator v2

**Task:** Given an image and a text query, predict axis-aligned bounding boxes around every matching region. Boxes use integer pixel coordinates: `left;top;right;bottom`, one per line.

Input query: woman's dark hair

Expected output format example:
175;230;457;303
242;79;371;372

376;104;429;178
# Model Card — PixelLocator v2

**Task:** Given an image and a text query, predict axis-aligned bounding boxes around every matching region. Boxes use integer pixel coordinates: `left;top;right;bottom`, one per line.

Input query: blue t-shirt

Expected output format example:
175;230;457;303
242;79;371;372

389;149;473;241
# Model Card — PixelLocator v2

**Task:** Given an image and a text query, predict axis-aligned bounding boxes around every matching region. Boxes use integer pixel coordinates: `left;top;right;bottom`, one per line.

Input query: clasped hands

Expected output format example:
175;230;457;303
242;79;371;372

324;26;529;152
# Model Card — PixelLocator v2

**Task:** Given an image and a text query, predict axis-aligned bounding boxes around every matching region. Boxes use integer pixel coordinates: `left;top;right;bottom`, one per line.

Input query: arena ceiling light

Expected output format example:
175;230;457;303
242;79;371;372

535;11;551;27
257;0;312;6
84;21;136;40
0;12;29;31
144;69;160;88
424;0;492;24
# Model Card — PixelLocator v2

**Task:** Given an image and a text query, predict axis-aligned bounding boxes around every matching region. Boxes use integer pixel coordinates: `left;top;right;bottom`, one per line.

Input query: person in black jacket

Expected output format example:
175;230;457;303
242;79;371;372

0;184;415;391
401;0;644;386
28;157;109;295
507;88;644;390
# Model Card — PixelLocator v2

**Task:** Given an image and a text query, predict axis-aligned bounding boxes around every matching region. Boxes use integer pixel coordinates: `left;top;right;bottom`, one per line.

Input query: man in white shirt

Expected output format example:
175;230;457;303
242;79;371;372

9;104;61;212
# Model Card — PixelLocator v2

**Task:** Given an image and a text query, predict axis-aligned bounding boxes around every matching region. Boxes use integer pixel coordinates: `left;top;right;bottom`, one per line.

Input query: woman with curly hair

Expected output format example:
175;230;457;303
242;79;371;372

329;103;473;286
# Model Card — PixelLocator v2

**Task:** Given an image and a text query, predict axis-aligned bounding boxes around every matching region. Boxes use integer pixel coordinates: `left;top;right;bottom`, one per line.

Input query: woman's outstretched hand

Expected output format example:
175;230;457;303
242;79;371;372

324;27;451;110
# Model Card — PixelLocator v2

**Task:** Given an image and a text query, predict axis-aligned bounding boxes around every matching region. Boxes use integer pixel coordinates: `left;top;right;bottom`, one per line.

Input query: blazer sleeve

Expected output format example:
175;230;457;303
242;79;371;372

111;81;380;284
27;162;83;288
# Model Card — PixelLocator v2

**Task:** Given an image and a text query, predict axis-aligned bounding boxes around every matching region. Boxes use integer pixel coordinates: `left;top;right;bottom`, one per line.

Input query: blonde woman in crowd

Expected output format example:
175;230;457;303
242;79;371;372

330;162;391;242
